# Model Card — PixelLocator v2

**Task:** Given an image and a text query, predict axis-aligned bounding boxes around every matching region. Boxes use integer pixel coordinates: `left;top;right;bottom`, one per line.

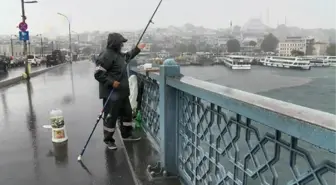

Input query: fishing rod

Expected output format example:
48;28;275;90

77;0;163;161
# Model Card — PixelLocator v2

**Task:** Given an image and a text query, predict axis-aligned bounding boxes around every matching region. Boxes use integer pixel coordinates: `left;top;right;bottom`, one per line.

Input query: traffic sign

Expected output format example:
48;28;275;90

18;22;28;32
19;31;29;41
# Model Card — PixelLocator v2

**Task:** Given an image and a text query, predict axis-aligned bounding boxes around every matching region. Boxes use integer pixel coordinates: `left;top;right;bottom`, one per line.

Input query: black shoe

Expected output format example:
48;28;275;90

106;142;117;150
122;135;141;141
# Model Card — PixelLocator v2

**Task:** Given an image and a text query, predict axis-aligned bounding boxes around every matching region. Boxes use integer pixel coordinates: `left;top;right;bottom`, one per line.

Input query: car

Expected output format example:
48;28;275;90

27;55;41;66
0;55;9;73
46;55;58;67
9;57;21;67
41;56;47;64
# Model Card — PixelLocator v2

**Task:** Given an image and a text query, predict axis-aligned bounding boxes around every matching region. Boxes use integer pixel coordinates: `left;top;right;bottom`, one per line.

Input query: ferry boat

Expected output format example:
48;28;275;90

221;55;251;70
260;56;311;70
323;56;336;67
302;56;330;67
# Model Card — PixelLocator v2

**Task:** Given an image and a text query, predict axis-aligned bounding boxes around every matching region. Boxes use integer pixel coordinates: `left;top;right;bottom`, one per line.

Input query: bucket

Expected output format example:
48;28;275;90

50;109;68;143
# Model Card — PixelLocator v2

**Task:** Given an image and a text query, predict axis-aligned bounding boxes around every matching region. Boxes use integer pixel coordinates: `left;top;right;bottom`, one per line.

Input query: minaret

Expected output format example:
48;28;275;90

285;16;287;26
266;8;270;26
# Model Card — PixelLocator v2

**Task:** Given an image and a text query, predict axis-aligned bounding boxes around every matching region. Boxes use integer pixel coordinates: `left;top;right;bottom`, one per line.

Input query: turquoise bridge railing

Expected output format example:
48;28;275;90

131;59;336;185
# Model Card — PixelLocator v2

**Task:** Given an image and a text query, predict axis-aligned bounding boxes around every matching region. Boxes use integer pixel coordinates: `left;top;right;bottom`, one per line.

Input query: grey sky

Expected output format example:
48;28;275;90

0;0;335;36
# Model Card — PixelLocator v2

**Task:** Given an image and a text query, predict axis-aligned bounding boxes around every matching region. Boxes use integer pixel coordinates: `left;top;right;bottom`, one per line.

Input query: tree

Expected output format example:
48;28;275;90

227;39;240;52
249;41;257;47
175;43;188;53
82;47;94;55
151;44;162;52
291;50;304;56
326;44;336;56
202;44;213;52
187;44;197;53
305;44;315;55
261;33;279;52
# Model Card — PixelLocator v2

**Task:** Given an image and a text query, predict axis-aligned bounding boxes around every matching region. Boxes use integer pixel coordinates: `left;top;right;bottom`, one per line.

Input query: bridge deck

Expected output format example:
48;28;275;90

0;62;137;185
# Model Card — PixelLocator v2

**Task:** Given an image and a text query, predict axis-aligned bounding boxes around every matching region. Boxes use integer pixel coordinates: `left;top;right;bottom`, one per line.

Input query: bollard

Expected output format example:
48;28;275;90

22;72;27;79
27;62;31;75
50;109;68;143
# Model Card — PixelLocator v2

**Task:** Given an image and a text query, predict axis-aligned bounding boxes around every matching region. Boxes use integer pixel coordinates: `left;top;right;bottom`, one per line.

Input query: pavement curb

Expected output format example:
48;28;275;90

116;126;141;185
0;63;67;89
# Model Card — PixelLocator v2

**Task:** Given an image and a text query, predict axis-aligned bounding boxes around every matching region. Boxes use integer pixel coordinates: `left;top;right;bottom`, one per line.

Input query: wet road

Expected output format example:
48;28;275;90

0;62;136;185
0;66;47;81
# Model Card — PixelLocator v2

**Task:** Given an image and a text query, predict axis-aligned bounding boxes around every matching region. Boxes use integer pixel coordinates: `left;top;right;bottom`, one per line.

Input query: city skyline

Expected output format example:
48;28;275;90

0;0;335;38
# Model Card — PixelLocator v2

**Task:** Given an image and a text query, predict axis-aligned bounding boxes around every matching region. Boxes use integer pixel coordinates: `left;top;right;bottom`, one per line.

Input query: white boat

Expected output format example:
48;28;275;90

302;56;330;67
323;56;336;67
260;56;311;70
221;55;251;70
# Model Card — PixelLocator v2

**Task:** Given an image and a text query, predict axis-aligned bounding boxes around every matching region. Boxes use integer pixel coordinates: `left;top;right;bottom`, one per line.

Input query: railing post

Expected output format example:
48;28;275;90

159;58;181;175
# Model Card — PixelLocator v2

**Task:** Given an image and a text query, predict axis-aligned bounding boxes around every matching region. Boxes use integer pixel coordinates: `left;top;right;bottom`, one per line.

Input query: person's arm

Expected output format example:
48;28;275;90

124;43;146;63
124;47;141;63
94;53;115;88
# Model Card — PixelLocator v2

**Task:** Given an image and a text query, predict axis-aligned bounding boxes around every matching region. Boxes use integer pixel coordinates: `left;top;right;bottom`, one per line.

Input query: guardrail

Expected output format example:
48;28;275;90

131;59;336;185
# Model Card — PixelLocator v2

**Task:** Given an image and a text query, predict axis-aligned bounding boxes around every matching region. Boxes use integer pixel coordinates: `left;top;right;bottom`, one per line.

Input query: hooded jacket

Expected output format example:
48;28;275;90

94;33;141;99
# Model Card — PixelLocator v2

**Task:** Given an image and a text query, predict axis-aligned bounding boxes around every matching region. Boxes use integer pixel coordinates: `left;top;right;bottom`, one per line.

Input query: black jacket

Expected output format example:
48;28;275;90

94;33;141;99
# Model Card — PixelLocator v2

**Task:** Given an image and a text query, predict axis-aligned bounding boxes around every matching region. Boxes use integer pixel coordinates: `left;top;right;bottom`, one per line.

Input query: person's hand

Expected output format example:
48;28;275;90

113;81;120;88
137;43;146;50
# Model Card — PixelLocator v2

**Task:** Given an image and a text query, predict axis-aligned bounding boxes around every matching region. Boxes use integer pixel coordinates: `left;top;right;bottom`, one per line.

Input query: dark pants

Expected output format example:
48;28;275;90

103;96;133;143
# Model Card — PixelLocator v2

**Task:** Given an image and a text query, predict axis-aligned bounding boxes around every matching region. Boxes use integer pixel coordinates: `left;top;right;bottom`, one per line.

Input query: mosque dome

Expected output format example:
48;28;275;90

241;19;268;34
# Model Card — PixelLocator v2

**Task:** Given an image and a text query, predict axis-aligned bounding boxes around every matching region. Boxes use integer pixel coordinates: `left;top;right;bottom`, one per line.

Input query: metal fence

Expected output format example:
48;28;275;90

132;62;336;185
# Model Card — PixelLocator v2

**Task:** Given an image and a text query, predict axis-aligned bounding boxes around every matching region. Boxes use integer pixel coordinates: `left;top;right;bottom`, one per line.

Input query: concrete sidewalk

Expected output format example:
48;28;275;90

0;62;137;185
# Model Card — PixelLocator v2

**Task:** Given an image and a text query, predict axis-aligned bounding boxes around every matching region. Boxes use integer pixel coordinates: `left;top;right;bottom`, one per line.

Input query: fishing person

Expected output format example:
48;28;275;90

94;32;146;150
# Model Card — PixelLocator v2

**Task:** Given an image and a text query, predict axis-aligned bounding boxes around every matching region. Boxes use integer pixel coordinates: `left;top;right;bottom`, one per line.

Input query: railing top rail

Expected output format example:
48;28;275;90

166;75;336;153
132;69;160;81
170;75;336;131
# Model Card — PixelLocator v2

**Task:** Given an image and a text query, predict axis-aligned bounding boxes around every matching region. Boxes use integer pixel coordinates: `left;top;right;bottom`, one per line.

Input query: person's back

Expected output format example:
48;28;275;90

95;33;140;99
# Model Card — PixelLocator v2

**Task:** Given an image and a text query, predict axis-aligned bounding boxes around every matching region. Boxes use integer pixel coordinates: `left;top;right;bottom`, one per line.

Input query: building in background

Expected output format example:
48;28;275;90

278;36;315;56
0;43;23;57
313;42;328;56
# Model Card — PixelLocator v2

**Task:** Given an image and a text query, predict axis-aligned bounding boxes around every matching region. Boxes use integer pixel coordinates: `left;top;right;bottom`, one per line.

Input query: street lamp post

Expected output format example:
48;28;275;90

36;34;43;57
57;12;72;63
28;41;31;55
10;35;17;57
71;31;80;44
21;0;38;80
71;30;80;53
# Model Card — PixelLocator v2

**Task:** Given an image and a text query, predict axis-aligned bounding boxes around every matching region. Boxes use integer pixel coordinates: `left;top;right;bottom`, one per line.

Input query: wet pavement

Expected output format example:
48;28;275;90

124;130;181;185
0;62;137;185
0;66;47;81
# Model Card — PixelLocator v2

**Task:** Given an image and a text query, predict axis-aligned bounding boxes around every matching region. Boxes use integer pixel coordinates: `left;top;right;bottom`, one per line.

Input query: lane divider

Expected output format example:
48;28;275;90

0;63;68;88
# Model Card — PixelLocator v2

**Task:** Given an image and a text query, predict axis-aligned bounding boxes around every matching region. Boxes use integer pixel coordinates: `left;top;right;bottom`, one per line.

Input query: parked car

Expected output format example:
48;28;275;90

0;55;9;73
9;57;21;67
41;56;47;64
16;57;25;67
46;55;57;67
27;55;41;66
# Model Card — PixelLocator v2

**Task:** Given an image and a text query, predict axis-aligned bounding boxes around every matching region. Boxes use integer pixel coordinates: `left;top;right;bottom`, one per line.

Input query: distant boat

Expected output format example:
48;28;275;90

301;56;330;67
260;56;311;70
221;55;251;70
